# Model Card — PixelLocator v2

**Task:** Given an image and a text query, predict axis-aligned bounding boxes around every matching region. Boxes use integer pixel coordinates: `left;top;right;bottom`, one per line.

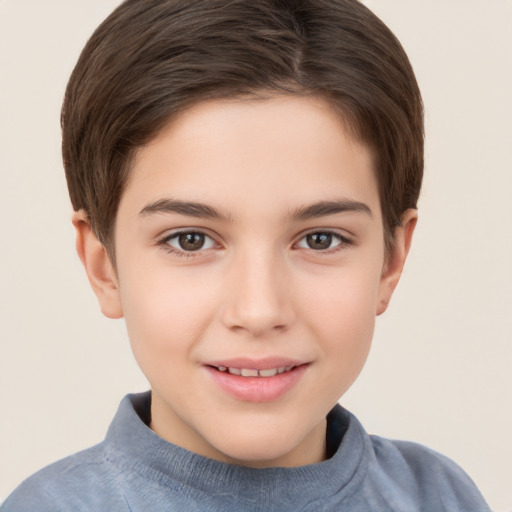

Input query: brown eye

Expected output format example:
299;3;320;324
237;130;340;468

165;231;215;252
296;231;349;252
178;232;205;251
306;232;334;250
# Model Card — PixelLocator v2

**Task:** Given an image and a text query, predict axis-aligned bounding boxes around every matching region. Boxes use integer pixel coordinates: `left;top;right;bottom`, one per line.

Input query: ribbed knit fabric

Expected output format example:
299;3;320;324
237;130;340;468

2;392;491;511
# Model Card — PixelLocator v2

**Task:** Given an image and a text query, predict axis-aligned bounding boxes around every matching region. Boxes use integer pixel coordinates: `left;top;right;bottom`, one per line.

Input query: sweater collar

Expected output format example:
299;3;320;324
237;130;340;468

105;391;370;507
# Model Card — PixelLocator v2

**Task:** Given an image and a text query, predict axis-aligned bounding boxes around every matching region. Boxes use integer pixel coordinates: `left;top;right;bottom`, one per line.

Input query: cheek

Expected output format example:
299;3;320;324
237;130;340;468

118;264;217;365
299;264;380;362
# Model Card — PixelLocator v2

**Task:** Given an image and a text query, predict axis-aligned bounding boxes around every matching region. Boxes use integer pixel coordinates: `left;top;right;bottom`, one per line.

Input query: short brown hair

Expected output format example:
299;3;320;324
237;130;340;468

62;0;423;256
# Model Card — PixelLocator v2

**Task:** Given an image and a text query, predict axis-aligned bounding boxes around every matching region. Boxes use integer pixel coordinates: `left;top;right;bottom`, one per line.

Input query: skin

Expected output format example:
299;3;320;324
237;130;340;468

73;95;416;468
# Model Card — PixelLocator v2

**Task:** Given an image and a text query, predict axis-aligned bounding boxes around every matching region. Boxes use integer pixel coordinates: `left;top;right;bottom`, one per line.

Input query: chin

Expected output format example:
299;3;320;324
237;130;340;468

202;416;325;468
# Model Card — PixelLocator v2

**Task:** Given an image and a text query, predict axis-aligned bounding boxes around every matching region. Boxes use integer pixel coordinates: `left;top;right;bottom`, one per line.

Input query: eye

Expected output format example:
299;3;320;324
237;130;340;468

163;231;216;253
296;231;349;251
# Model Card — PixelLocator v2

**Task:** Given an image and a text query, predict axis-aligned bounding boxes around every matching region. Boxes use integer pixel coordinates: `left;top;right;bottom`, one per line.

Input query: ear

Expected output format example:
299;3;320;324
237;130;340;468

72;211;123;319
376;209;417;316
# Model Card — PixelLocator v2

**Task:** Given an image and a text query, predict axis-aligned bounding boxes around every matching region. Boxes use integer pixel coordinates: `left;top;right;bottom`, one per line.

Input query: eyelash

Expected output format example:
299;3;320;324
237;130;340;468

157;229;353;258
158;230;217;258
295;231;353;254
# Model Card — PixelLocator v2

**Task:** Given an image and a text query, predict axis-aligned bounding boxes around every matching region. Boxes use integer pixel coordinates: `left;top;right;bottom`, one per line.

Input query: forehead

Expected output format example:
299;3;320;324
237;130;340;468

121;95;380;221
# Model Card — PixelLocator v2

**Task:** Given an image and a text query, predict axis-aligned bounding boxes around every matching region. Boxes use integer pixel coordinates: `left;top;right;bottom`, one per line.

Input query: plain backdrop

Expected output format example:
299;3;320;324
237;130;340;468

0;0;511;510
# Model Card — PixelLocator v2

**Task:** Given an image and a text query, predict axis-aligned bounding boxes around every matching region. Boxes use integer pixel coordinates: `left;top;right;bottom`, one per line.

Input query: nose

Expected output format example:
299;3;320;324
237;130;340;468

220;248;295;338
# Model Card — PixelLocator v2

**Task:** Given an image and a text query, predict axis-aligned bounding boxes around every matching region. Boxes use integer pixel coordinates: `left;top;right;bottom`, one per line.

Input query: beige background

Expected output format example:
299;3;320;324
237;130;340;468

1;0;511;509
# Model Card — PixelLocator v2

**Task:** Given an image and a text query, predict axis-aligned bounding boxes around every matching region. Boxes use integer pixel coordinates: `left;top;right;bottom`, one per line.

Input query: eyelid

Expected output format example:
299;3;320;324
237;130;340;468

156;227;353;256
293;228;354;251
158;228;221;256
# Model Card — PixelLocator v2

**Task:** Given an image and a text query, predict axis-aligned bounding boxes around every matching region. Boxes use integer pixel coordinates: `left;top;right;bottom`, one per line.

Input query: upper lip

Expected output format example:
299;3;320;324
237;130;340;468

203;357;307;371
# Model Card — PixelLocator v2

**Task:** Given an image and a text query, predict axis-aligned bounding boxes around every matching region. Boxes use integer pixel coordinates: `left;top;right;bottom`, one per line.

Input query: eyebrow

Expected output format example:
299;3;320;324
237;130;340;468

139;198;372;222
289;199;372;220
139;199;232;222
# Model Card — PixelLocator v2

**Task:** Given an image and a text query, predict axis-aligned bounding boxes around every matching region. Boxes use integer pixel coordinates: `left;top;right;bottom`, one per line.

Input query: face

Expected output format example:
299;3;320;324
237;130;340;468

80;95;414;468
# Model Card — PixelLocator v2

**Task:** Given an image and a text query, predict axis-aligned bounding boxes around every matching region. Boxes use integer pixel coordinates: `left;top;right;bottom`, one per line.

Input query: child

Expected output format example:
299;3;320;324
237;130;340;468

2;0;492;510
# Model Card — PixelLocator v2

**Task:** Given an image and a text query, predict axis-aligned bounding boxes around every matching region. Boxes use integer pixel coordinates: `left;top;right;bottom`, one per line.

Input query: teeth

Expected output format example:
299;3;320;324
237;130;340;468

241;368;259;377
218;366;295;377
259;368;278;377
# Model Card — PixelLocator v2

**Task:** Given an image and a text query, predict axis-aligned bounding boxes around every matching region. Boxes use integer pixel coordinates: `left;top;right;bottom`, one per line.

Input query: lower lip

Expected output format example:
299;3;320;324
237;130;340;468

204;365;308;402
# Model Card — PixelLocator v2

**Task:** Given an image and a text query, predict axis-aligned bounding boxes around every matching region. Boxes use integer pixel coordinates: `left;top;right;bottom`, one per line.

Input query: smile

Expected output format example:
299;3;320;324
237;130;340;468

204;361;309;402
213;365;296;377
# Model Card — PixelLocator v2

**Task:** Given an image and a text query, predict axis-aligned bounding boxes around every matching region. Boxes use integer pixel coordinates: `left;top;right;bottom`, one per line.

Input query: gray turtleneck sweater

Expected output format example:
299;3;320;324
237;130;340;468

2;392;490;511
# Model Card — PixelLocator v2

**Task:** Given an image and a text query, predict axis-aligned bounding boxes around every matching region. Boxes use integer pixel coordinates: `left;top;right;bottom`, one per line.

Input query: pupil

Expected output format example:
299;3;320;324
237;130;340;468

179;232;204;251
307;233;332;250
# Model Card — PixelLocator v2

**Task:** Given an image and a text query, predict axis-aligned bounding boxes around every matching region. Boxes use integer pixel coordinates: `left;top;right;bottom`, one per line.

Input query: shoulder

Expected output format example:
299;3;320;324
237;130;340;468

366;435;491;511
1;442;125;512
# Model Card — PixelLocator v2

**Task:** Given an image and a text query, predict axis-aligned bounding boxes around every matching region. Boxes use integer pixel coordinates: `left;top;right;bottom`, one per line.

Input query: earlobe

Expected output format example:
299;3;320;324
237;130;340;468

376;209;417;316
72;211;124;319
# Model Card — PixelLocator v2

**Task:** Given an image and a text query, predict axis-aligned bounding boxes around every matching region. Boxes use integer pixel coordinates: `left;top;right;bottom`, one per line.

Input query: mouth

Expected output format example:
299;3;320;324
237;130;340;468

208;365;297;378
203;359;309;402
